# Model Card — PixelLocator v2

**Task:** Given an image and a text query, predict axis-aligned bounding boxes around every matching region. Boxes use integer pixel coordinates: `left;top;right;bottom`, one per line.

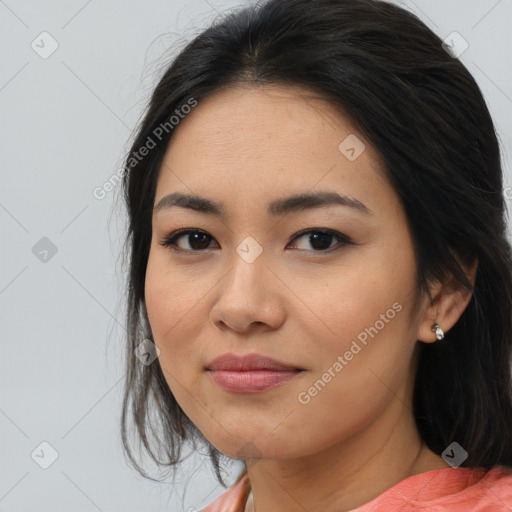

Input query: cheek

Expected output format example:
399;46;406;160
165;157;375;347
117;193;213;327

297;246;416;358
144;248;207;342
290;246;418;405
281;287;417;456
144;252;190;376
144;248;214;403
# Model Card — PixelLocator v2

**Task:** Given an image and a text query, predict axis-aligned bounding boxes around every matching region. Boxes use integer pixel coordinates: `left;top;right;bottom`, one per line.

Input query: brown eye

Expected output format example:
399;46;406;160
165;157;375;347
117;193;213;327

160;229;217;252
288;229;352;252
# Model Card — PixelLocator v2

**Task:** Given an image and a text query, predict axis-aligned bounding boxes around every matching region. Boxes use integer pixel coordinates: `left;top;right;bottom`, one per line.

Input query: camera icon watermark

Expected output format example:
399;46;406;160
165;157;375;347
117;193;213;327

32;237;58;263
442;441;468;467
31;441;59;469
442;31;469;59
338;134;366;161
135;338;160;366
236;236;263;263
31;31;59;59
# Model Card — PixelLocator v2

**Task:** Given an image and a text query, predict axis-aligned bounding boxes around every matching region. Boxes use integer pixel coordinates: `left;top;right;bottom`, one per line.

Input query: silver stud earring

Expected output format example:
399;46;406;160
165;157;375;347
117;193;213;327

432;323;445;341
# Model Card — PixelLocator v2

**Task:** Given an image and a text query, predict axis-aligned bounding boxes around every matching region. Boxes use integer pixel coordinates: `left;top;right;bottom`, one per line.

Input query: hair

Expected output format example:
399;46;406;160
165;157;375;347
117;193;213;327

119;0;512;488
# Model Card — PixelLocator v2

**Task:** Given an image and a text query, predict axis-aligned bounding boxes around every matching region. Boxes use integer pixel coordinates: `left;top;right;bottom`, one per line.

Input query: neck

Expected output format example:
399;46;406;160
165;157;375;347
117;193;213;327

243;400;449;512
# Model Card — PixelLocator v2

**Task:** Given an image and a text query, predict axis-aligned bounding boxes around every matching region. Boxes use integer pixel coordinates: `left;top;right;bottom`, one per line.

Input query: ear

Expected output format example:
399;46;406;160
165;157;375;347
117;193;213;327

416;256;478;343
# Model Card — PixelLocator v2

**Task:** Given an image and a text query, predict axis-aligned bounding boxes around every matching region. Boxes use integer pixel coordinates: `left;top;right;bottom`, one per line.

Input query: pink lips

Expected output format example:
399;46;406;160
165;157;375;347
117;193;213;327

206;352;304;393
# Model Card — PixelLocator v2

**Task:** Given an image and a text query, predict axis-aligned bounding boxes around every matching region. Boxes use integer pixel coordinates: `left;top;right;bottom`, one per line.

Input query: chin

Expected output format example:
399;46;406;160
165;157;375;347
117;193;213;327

208;432;294;461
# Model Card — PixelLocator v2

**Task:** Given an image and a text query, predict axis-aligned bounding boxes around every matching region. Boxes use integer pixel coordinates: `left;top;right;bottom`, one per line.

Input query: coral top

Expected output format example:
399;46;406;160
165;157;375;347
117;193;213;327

201;465;512;511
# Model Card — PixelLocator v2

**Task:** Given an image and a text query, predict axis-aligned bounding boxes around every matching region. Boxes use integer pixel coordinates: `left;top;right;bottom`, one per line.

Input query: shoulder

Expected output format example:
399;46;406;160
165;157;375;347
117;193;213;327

470;465;512;509
352;465;512;512
200;473;251;512
443;465;512;511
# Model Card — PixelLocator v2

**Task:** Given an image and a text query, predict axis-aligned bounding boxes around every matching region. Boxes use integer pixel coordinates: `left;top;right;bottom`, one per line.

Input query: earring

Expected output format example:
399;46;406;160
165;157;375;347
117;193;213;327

431;323;445;341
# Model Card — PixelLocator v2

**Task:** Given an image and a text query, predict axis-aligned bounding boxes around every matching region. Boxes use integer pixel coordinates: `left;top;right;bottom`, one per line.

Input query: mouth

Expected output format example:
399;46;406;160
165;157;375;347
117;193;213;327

205;352;305;393
207;368;304;393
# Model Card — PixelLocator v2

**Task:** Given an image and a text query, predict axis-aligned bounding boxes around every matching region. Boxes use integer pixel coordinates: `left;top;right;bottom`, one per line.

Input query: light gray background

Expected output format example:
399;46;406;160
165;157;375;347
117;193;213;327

1;1;511;510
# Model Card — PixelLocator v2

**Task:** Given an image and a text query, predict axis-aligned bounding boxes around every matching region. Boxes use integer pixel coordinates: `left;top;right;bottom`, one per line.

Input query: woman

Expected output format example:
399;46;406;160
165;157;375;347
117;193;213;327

119;0;512;510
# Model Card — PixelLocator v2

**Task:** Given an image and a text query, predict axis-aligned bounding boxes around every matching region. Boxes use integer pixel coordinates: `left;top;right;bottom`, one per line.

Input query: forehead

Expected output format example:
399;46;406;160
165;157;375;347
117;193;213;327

156;85;392;214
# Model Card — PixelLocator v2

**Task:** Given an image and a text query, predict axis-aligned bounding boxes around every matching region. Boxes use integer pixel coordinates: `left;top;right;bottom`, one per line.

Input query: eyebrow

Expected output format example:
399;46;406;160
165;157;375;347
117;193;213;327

153;191;372;216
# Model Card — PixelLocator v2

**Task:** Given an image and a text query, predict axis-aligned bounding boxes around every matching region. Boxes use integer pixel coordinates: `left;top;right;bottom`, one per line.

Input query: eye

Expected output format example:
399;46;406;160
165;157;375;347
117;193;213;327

159;229;218;252
159;228;353;254
288;228;352;252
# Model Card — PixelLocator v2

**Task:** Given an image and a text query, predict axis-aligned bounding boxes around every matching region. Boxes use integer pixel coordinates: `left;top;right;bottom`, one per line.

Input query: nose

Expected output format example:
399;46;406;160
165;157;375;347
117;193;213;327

209;245;286;334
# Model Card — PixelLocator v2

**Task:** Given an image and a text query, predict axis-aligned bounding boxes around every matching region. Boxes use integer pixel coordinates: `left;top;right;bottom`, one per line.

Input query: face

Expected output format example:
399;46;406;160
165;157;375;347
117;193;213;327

144;85;426;461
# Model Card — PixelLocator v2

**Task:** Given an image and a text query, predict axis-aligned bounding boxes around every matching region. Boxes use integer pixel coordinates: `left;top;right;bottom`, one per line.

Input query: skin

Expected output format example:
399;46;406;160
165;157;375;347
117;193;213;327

144;85;477;512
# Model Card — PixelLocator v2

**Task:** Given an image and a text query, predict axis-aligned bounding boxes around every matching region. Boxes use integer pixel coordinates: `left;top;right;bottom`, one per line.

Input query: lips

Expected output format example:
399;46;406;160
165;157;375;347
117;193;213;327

206;352;305;393
206;352;304;371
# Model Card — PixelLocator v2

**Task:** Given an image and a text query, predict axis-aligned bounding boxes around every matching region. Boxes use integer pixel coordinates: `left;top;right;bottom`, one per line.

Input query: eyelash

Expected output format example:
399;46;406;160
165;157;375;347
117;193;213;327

158;227;353;255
